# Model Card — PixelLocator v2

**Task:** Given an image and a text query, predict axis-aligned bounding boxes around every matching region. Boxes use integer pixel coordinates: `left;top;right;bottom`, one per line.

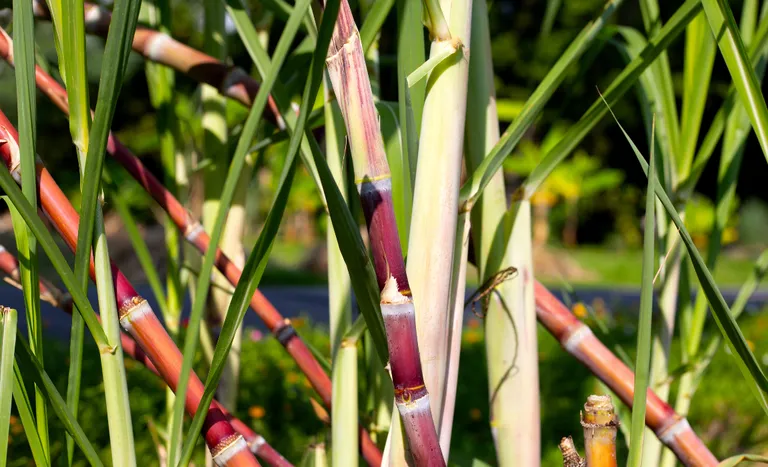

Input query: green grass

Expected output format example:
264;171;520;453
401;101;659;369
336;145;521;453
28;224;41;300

556;246;762;287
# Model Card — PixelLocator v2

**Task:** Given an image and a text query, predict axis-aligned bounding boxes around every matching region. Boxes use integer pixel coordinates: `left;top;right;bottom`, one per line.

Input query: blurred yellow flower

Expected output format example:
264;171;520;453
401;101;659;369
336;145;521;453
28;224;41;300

9;415;22;435
292;317;307;328
287;372;301;384
572;302;588;319
748;340;756;352
464;330;481;344
248;405;266;419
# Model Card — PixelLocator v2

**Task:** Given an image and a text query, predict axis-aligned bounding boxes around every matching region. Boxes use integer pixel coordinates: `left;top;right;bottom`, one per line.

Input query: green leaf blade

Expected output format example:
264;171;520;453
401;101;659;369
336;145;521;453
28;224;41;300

627;120;656;467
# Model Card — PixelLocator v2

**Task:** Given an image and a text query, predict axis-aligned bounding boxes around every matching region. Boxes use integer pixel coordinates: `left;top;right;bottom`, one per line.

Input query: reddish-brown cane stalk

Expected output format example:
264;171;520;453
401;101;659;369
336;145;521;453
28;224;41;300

534;281;718;467
0;114;259;466
0;29;382;466
0;245;291;467
30;0;284;130
324;1;444;465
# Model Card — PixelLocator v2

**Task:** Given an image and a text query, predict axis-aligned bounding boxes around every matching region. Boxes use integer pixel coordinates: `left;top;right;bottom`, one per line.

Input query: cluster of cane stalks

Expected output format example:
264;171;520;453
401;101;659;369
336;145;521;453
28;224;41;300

0;3;723;465
2;0;763;464
0;244;291;467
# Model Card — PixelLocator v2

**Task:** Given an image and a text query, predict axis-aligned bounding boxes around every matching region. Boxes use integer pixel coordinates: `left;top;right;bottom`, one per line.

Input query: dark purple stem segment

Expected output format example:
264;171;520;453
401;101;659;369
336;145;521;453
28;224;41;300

359;178;410;293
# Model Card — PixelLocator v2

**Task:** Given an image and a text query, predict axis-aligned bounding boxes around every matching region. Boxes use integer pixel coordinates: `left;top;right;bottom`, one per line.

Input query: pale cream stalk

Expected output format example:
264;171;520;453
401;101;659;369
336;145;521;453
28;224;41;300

406;0;473;449
464;0;540;463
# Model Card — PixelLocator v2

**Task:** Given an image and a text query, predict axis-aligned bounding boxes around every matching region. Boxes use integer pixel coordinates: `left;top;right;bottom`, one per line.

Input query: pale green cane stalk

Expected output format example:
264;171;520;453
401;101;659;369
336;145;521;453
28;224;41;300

58;0;141;460
140;0;181;334
139;0;183;460
324;84;357;467
12;0;47;458
437;212;469;457
406;0;472;451
0;306;17;465
464;0;539;463
201;0;246;419
382;0;424;459
301;444;329;467
90;207;137;466
44;4;81;459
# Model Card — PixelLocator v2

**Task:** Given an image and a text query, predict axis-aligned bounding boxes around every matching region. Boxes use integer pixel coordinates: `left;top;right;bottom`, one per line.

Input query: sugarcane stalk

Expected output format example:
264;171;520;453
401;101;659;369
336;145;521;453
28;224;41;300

0;112;258;466
436;213;469;457
534;280;718;466
581;395;618;467
0;28;383;466
31;0;284;129
324;84;357;467
405;0;472;451
325;1;444;464
140;0;183;458
201;0;246;421
0;243;291;466
464;0;540;463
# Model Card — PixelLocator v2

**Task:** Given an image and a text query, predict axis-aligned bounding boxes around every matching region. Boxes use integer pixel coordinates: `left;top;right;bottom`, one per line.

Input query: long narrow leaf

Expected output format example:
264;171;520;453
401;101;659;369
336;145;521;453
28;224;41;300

174;0;328;462
512;0;700;201
11;361;48;466
73;0;141;306
601;94;768;413
701;0;768;163
11;0;47;456
458;0;626;208
13;334;104;466
0;307;17;464
0;188;108;347
225;0;388;360
59;1;91;457
677;11;768;195
396;0;425;239
359;0;395;52
627;121;656;467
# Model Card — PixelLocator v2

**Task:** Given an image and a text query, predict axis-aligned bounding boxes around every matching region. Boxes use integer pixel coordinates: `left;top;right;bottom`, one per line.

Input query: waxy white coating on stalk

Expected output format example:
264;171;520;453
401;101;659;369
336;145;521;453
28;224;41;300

248;435;266;453
564;323;594;353
248;435;266;454
659;417;692;445
397;391;432;412
118;298;153;333
212;434;249;466
145;32;173;62
184;222;205;243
